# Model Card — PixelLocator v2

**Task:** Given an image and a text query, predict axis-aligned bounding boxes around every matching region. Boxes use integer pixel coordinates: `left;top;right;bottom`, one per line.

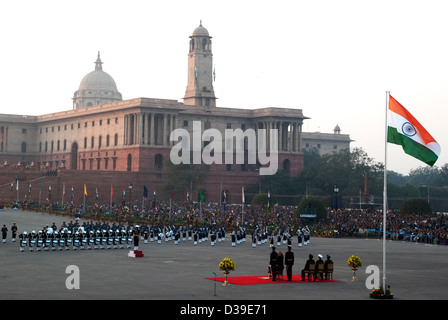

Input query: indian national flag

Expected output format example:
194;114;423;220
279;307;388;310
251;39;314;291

387;95;440;166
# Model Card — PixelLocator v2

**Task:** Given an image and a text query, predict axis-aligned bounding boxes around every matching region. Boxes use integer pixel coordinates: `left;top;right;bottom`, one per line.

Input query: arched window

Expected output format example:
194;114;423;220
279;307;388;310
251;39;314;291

21;142;26;153
127;154;132;171
283;159;290;173
155;154;163;169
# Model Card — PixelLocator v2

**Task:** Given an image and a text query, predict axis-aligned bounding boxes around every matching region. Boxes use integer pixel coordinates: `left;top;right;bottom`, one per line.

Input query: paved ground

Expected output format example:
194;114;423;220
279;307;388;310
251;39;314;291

0;208;447;302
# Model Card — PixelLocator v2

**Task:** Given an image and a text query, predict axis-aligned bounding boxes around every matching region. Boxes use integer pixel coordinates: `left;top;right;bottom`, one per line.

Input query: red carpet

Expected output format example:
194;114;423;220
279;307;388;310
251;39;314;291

205;274;338;285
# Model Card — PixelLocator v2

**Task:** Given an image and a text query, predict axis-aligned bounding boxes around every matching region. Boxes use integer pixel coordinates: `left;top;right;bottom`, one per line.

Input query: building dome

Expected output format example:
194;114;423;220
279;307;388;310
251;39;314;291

192;21;210;37
73;52;122;109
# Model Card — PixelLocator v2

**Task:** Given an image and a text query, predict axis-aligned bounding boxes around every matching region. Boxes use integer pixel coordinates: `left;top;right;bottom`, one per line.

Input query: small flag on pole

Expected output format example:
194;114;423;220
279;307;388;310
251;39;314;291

84;184;87;196
199;189;205;202
242;187;245;204
95;188;99;200
387;95;440;166
110;185;113;197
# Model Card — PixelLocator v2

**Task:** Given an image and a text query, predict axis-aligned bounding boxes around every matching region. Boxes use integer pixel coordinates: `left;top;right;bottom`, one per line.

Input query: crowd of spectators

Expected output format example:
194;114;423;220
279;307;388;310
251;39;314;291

10;198;448;245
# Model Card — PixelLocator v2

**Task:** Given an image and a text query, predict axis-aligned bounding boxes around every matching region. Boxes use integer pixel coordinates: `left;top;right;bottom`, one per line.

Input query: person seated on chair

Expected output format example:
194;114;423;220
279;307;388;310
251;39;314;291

324;255;333;280
301;254;315;281
314;254;324;281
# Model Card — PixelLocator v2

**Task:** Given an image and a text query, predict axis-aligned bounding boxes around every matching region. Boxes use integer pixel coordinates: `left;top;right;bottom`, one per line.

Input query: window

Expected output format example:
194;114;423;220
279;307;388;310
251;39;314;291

226;164;231;171
57;140;60;151
106;134;110;147
226;123;231;129
64;139;67;151
84;137;87;149
98;135;102;149
21;142;26;153
22;128;27;134
114;134;118;146
183;120;188;127
91;136;94;148
99;120;102;126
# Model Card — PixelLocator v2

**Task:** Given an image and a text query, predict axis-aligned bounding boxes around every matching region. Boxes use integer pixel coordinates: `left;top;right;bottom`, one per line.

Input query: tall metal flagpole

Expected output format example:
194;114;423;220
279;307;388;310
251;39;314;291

383;91;390;290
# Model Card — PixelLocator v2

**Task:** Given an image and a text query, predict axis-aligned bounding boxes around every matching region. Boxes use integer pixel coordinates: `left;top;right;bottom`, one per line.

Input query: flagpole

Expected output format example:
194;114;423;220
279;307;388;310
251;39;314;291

383;91;390;291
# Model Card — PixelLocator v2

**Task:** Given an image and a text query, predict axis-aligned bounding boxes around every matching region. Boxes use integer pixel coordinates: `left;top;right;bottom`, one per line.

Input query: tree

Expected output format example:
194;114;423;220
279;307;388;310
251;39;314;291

162;159;209;199
400;198;432;215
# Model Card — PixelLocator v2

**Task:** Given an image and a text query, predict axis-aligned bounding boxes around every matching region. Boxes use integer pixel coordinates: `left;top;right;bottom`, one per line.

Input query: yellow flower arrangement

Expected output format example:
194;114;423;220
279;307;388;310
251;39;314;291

219;257;236;273
347;255;362;268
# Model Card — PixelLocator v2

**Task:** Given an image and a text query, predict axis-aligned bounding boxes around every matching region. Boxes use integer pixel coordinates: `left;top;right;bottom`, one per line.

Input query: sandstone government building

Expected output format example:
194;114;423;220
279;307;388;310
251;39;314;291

0;23;351;205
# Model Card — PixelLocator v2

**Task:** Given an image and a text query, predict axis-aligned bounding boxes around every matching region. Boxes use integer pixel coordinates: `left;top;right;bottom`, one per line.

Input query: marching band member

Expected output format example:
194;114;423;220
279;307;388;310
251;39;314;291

45;231;52;251
19;231;27;252
29;230;37;252
133;225;140;250
94;230;101;249
11;223;18;242
36;230;44;251
297;229;303;247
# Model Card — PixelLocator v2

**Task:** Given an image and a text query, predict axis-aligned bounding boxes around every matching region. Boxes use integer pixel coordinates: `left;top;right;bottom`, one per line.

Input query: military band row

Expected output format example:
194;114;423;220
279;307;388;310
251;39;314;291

12;223;311;252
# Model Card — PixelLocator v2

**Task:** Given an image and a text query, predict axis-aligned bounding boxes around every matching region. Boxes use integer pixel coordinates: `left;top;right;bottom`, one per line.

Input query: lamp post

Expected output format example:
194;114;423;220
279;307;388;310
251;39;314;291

333;185;339;234
128;182;133;224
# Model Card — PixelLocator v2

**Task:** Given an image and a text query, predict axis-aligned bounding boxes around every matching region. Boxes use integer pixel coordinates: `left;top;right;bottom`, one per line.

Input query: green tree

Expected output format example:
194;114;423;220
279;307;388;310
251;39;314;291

400;198;432;214
162;159;209;199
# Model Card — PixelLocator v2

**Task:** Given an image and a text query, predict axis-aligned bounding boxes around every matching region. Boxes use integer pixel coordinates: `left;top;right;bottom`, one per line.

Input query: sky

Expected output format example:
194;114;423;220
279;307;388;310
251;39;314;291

1;0;447;176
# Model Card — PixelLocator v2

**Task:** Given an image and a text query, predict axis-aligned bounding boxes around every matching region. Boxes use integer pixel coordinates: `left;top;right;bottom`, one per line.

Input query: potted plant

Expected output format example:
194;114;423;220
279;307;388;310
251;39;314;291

219;257;235;286
347;255;362;281
370;285;394;299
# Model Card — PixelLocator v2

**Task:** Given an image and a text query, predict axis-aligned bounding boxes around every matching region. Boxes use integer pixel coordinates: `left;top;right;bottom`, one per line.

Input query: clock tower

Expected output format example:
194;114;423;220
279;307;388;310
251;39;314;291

183;22;216;110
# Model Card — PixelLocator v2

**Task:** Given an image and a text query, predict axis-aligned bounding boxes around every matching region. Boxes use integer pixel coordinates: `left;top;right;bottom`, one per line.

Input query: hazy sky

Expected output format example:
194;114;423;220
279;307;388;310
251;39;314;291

1;0;447;175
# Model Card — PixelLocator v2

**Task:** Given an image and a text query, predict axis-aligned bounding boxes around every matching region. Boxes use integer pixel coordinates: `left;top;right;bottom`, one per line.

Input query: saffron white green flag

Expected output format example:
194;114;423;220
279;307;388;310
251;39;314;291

387;95;440;166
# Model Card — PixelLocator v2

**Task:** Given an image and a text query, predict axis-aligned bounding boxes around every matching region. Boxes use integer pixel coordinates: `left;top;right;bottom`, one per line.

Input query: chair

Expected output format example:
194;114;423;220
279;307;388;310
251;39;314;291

315;262;325;281
324;263;334;280
304;262;315;280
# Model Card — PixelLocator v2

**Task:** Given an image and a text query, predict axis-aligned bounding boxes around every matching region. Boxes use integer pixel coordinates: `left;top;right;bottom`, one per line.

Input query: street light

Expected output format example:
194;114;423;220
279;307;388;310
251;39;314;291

128;182;133;222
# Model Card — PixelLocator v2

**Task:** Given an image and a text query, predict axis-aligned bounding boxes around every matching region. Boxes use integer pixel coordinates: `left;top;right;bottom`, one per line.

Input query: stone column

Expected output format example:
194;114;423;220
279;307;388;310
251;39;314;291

163;113;168;146
150;113;155;145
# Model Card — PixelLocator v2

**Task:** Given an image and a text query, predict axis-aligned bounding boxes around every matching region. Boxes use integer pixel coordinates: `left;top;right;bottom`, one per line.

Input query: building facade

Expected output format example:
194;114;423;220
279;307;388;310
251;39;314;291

0;23;349;205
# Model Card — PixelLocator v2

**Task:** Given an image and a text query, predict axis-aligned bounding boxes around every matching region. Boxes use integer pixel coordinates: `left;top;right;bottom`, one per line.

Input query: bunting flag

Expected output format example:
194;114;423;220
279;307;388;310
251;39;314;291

10;182;13;192
122;189;126;200
95;188;99;200
199;189;205;202
186;191;189;201
153;189;156;200
110;184;113;197
71;186;74;200
29;183;31;194
242;187;245;204
387;95;440;166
